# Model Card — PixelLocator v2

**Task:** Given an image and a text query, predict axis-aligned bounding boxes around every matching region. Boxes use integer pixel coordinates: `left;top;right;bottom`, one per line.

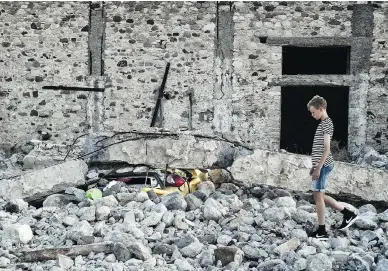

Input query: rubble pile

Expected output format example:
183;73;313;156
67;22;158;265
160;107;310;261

0;172;388;271
354;146;388;170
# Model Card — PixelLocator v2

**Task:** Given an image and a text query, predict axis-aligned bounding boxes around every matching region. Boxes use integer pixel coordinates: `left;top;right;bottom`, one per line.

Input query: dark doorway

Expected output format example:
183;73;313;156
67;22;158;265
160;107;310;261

282;46;350;75
280;86;349;155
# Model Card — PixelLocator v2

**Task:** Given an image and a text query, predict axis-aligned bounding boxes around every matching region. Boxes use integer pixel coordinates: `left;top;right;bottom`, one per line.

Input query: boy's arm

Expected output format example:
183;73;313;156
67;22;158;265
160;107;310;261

316;134;331;170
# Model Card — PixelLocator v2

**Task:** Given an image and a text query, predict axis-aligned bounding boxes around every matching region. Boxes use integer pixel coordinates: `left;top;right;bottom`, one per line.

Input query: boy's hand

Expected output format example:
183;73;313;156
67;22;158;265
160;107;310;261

309;167;314;176
312;167;321;180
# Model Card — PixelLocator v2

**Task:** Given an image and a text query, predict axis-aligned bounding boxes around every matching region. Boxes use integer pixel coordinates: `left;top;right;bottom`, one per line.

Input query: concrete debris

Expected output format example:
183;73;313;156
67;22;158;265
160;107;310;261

0;160;88;202
0;180;385;271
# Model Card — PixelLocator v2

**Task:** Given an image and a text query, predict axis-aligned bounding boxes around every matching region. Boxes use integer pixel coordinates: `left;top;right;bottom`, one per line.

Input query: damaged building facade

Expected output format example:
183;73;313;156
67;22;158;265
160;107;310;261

1;2;388;201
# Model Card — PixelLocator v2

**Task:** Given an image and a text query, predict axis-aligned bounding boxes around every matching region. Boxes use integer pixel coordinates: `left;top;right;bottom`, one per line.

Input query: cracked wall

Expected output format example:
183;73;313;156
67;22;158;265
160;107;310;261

1;1;388;162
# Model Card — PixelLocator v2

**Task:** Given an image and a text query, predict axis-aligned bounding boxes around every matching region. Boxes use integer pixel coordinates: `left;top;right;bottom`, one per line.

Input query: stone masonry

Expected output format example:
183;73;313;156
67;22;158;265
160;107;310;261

1;1;387;156
1;2;388;198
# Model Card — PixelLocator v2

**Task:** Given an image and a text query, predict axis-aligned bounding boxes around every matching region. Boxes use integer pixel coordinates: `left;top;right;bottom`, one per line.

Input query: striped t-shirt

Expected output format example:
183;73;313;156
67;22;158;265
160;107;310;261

312;117;334;167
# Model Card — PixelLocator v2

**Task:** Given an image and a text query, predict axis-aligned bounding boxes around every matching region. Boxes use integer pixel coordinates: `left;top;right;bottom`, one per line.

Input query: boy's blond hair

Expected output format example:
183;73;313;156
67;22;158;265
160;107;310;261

307;95;327;110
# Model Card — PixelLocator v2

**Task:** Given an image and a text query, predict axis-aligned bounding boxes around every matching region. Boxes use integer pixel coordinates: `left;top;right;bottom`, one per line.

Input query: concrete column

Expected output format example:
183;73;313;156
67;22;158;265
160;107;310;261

348;4;373;155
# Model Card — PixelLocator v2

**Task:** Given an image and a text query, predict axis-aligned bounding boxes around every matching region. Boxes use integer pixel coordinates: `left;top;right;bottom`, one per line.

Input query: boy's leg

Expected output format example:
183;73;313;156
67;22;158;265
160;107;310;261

310;167;329;239
323;194;344;211
314;191;326;225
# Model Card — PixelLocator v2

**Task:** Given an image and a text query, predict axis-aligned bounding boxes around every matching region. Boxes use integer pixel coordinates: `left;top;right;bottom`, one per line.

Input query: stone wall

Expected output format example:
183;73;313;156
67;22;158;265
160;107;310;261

0;1;387;164
367;2;388;152
0;2;90;150
231;1;353;150
103;1;216;133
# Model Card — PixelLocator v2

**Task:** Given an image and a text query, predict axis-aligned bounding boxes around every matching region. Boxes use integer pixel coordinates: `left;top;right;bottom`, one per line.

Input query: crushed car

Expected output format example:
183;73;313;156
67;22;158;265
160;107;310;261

99;166;208;195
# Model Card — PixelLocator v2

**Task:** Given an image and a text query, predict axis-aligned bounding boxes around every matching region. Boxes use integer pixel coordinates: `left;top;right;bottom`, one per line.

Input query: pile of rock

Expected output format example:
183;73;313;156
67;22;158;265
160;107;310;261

354;146;388;170
1;178;388;271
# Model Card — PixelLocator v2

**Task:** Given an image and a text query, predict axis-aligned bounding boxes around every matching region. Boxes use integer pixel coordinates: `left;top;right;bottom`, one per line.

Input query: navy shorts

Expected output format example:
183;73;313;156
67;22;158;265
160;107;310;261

313;164;334;192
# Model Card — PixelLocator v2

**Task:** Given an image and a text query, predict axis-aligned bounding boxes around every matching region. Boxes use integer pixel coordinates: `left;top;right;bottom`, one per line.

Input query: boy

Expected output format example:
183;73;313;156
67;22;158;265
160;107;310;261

307;95;358;240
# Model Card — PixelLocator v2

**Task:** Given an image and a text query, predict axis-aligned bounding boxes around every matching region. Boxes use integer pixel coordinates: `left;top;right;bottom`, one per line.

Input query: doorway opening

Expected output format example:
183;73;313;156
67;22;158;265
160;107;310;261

280;86;349;155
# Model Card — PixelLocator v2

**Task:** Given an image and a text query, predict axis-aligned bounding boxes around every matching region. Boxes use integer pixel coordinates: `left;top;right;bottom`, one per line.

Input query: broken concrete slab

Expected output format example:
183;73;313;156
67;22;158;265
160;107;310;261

100;134;250;169
230;149;388;202
0;160;88;201
22;155;56;170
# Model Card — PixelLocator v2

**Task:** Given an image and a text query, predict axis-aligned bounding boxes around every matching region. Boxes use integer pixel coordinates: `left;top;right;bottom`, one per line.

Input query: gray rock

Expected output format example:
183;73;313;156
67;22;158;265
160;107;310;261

116;192;136;205
263;207;287;223
181;241;204;258
297;245;317;258
214;246;240;267
191;191;208;201
67;220;94;242
134;191;149;203
105;254;116;263
113;242;132;262
199;250;215;267
147;189;160;204
242;245;265;260
161;192;187;211
0;257;10;268
123;210;136;224
198;233;217;245
4;199;28;213
377;209;388;222
153;243;176;256
346;254;370;271
359;204;377;214
243;198;261;211
92;195;118;208
43;194;77;208
128;242;151;261
275;238;301;255
174;258;194;271
294;258;307;271
274;188;293;198
176;234;197;249
306;253;332;271
63;215;78;226
355;212;378;230
329;237;350;250
274;197;296;208
2;223;33;244
103;182;124;197
174;211;188;230
291;229;308;242
330;251;350;266
162;211;175;226
96;206;110;221
65;187;86;202
208;169;233;184
185;194;202;211
77;206;96;221
257;259;287;271
141;211;164;227
56;254;74;270
219;183;240;193
197;181;215;197
293;209;316;224
376;259;388;271
203;198;224;221
217;234;232;245
360;230;379;243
